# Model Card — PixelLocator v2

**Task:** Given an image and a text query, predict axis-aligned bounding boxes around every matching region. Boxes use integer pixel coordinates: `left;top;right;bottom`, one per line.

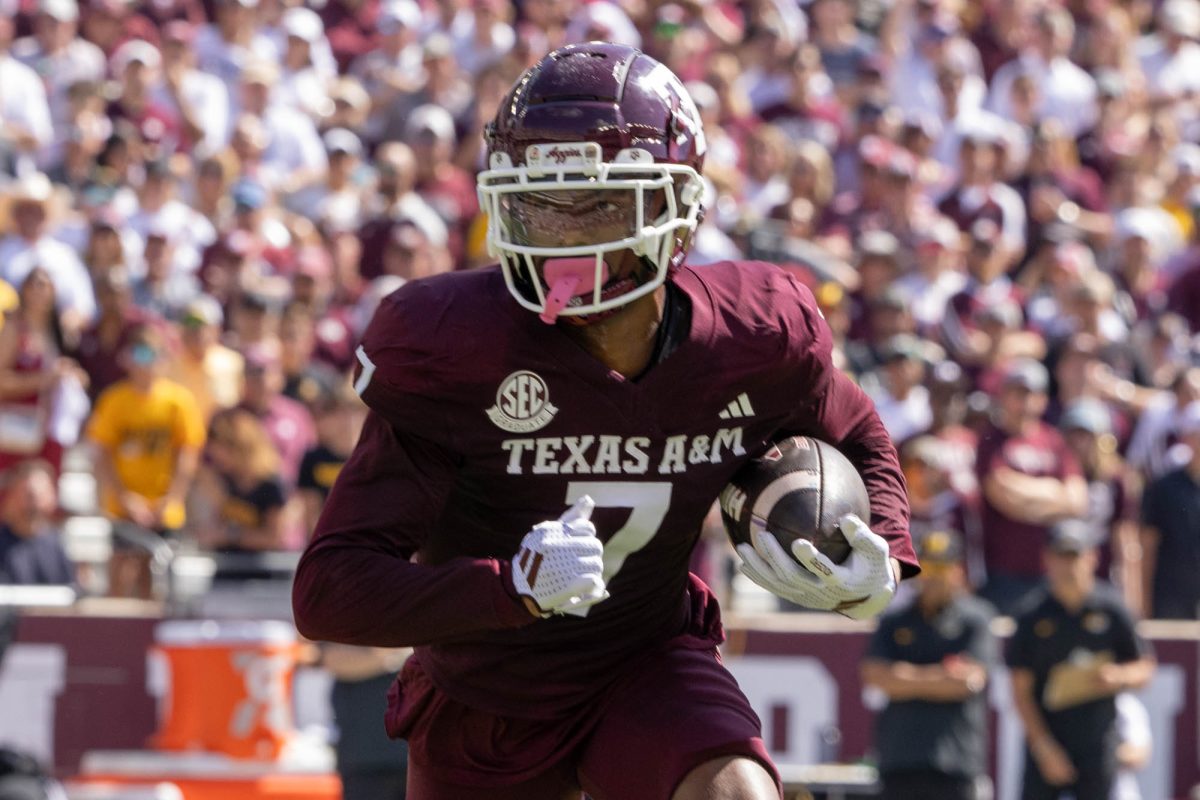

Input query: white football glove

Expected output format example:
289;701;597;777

512;496;608;618
736;513;897;620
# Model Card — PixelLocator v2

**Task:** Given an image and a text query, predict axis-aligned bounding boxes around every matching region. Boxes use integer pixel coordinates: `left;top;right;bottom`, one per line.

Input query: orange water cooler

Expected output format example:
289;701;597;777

69;620;341;800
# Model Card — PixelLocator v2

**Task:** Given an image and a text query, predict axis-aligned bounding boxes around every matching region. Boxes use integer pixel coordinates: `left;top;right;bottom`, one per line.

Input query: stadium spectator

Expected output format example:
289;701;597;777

1139;400;1200;619
0;10;53;178
275;7;332;122
866;334;933;444
0;460;74;587
72;268;162;402
153;20;230;155
861;530;995;800
1058;397;1142;609
356;141;447;281
297;381;365;538
0;269;86;477
191;407;289;558
11;0;105;154
86;325;205;598
1007;519;1155;800
1126;365;1200;479
235;345;316;491
165;295;243;425
0;175;95;335
976;359;1088;614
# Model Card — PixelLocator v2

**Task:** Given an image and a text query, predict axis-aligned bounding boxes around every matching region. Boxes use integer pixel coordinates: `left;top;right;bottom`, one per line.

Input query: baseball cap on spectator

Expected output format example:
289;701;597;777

323;128;363;158
684;82;719;114
1074;271;1115;305
39;0;79;22
406;105;456;144
871;285;909;313
921;13;957;41
1053;240;1096;275
976;297;1022;328
111;40;161;74
163;19;196;45
879;333;925;364
858;135;893;169
1002;358;1050;393
959;115;1004;148
929;360;966;391
91;0;131;16
240;292;274;315
243;344;280;373
91;206;123;231
1047;519;1099;554
219;0;259;8
330;77;370;115
181;295;224;328
423;32;453;60
241;59;280;87
566;1;642;49
1094;69;1126;100
283;6;324;44
231;178;268;211
144;216;176;243
858;230;900;261
902;110;942;140
294;246;333;280
97;266;132;292
1060;398;1113;436
917;529;964;564
1172;144;1200;181
886;149;917;181
1161;0;1200;39
917;217;960;251
380;0;422;33
968;218;1001;247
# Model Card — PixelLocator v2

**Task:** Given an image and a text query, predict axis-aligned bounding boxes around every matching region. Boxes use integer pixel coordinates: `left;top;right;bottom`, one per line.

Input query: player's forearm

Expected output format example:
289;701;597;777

293;538;536;646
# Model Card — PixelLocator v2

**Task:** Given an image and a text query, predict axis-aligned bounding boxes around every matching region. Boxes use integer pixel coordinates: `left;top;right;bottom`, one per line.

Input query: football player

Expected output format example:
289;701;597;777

294;43;917;800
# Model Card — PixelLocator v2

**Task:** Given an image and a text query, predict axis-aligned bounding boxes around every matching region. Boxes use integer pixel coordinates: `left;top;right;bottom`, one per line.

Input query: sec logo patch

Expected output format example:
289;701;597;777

487;371;559;433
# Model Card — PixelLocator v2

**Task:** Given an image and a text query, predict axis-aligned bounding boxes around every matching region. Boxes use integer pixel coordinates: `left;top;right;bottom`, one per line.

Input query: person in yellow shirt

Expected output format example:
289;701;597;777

166;295;243;424
87;325;206;598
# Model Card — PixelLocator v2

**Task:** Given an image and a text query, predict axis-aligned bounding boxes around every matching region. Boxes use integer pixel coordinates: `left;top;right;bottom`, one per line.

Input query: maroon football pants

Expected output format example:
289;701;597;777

398;642;781;800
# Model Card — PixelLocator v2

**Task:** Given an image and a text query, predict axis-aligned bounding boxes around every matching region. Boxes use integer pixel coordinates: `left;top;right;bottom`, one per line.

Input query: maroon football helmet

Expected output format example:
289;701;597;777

479;42;707;321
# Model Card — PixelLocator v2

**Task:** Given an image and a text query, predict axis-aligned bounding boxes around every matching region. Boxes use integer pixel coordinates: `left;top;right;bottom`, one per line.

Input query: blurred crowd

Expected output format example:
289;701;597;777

0;0;1196;623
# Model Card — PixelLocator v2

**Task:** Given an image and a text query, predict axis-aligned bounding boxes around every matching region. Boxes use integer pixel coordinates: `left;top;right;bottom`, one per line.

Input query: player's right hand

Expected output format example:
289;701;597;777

512;496;608;618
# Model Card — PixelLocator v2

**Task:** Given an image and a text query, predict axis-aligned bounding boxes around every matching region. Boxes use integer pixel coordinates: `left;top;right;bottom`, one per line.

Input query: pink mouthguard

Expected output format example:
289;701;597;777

539;258;610;324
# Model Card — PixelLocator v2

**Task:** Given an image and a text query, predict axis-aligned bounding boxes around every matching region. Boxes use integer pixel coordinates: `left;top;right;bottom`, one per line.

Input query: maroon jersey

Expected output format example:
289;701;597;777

976;420;1083;577
293;261;915;718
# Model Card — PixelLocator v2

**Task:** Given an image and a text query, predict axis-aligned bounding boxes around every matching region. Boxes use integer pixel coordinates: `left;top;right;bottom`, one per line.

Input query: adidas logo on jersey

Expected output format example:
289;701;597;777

718;393;755;420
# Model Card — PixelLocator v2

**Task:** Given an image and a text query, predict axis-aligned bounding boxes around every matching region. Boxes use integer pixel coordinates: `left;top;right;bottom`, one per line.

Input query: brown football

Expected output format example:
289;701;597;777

719;436;870;565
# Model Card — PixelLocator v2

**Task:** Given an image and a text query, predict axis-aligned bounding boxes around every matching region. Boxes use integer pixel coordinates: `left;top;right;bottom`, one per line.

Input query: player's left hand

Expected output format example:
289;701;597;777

736;513;897;620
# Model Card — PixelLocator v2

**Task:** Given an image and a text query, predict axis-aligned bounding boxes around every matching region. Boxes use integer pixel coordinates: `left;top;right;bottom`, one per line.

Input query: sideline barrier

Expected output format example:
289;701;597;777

3;610;1197;797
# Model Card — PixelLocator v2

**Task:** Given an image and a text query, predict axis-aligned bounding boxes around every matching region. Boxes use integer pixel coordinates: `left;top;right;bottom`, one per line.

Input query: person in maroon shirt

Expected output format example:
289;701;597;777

976;359;1088;615
72;268;165;402
236;345;316;492
293;44;915;800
